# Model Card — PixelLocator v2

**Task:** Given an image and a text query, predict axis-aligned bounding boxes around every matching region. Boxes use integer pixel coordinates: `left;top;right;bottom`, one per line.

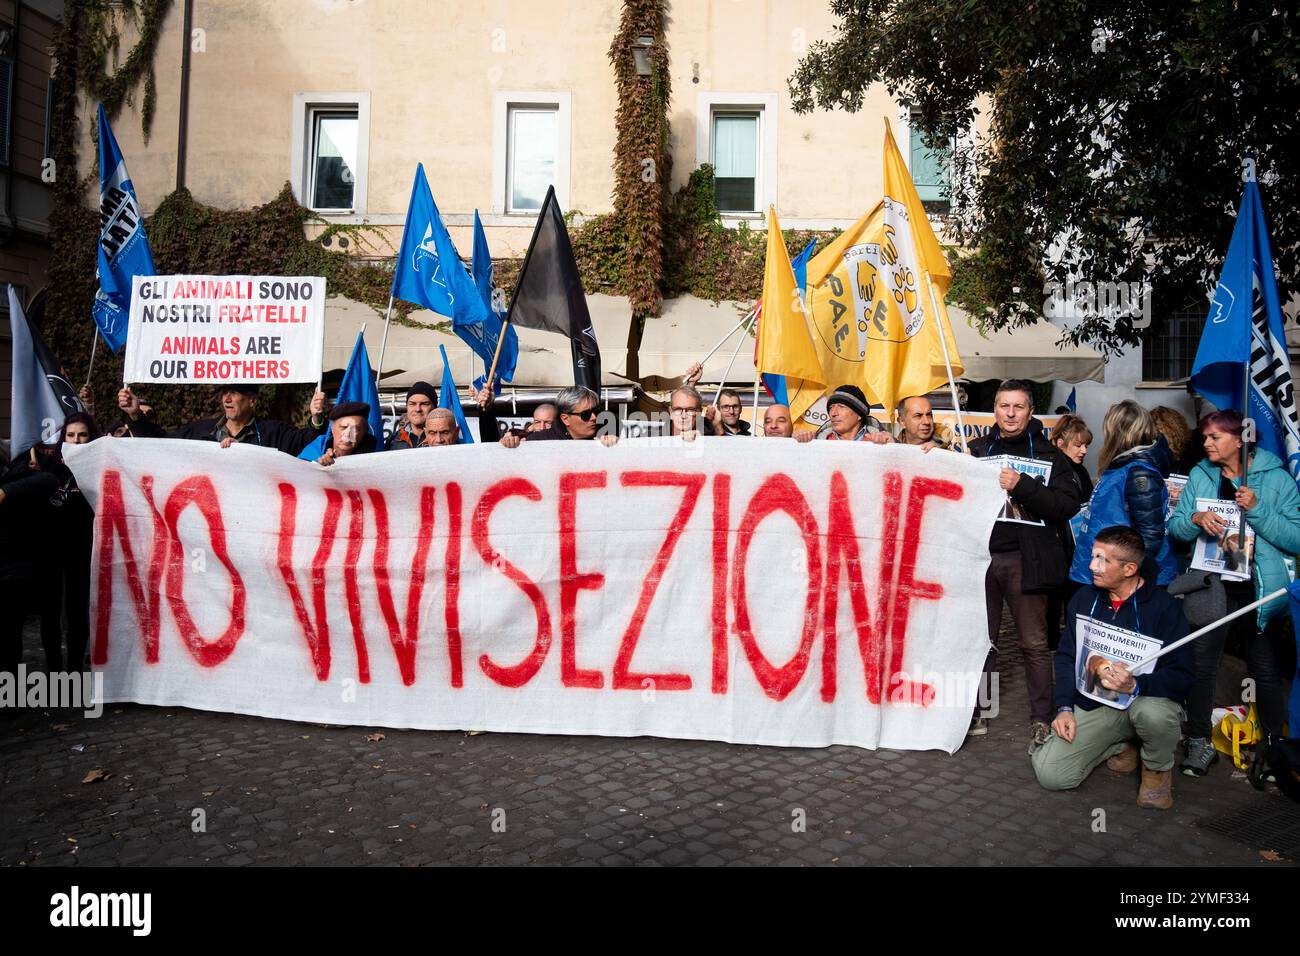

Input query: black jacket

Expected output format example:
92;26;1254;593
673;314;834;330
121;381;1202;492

0;458;59;583
130;414;325;455
1057;559;1193;712
969;418;1083;592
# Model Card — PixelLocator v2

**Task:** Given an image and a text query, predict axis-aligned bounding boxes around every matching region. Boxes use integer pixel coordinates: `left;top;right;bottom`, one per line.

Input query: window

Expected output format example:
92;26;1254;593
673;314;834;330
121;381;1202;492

908;111;951;213
1142;303;1205;382
493;92;571;215
309;110;357;209
507;105;557;213
290;93;370;214
696;93;777;218
712;111;759;213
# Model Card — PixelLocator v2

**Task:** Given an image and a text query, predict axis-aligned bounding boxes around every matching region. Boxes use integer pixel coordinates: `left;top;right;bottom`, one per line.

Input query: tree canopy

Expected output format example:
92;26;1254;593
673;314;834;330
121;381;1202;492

789;0;1300;352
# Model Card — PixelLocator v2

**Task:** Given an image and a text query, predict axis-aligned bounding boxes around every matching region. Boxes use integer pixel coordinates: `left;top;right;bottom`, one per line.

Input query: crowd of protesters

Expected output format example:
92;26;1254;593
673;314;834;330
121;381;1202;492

1;370;1293;808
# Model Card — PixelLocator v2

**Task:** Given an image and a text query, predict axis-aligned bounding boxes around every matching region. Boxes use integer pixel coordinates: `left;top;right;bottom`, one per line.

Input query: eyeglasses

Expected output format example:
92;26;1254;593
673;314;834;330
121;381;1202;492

719;403;741;412
671;407;698;416
565;408;598;421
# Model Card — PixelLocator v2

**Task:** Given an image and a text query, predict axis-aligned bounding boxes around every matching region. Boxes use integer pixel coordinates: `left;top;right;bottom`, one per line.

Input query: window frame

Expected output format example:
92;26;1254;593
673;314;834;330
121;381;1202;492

696;92;778;220
492;91;571;216
709;109;761;215
290;92;370;215
901;107;954;214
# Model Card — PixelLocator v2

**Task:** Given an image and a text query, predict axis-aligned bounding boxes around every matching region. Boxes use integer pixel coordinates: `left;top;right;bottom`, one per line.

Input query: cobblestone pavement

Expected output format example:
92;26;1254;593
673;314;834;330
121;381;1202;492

1;618;1292;867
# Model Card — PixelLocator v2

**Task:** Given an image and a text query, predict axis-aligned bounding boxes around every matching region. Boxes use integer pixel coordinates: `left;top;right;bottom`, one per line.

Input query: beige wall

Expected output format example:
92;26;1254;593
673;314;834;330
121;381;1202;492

84;0;970;257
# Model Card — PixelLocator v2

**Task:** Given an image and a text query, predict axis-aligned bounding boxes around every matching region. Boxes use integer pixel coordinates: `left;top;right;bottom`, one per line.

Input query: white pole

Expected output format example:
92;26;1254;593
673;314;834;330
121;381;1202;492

924;271;967;453
698;306;756;373
712;307;759;407
84;332;99;390
1131;586;1288;670
374;294;395;393
751;368;761;436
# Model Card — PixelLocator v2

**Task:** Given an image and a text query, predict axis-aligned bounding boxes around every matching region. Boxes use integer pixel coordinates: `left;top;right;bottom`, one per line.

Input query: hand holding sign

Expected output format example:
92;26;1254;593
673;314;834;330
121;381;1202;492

1098;660;1136;694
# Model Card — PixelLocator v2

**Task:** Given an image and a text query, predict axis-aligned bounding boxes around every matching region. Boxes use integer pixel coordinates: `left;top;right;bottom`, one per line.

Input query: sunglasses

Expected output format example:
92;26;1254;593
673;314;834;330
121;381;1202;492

565;408;598;421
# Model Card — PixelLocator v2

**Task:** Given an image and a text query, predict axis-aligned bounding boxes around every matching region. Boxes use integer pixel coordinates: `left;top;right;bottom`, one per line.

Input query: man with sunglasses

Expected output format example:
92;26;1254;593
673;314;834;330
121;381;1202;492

505;385;618;446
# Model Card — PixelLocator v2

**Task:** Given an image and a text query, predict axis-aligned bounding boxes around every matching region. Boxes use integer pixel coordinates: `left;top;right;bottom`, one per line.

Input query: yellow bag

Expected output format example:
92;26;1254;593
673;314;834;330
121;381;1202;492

1211;704;1261;771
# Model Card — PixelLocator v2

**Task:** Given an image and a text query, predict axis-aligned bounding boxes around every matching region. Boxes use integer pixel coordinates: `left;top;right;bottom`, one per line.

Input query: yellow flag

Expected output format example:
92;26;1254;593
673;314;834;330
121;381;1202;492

804;118;963;417
756;207;826;423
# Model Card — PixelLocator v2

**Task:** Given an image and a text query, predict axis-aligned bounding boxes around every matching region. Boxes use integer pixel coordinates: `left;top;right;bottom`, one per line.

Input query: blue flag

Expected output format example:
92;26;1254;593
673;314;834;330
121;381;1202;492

1066;387;1077;413
761;240;816;405
94;104;156;353
391;166;517;391
438;344;474;444
1190;176;1300;478
298;332;385;460
470;209;519;392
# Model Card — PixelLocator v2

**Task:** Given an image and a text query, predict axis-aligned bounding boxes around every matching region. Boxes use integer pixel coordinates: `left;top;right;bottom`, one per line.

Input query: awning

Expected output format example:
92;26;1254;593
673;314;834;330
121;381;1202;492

948;308;1106;383
322;292;1105;392
634;297;1106;387
322;294;633;388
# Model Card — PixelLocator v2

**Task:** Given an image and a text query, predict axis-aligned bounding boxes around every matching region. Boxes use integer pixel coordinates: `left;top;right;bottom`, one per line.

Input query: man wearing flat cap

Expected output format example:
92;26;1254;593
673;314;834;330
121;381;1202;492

388;381;439;449
315;401;379;466
822;385;893;445
117;383;328;455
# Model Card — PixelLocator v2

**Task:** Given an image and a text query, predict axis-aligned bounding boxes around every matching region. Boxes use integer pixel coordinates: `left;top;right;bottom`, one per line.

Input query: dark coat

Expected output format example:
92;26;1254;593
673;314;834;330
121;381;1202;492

969;418;1083;592
130;414;325;455
1057;559;1194;712
0;458;59;583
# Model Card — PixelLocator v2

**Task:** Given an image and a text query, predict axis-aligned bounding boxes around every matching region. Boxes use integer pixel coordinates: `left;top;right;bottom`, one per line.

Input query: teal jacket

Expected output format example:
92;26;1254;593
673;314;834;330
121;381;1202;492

1167;448;1300;626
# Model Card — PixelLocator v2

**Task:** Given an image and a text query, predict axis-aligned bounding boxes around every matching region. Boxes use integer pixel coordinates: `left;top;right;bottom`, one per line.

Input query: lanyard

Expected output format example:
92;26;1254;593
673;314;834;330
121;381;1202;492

988;430;1034;459
1090;588;1141;633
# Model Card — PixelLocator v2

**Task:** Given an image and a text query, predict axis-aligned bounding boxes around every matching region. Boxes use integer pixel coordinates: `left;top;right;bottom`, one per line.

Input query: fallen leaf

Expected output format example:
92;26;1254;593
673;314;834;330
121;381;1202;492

467;730;484;736
1260;849;1284;861
81;769;109;784
52;723;69;731
66;837;77;844
366;732;385;742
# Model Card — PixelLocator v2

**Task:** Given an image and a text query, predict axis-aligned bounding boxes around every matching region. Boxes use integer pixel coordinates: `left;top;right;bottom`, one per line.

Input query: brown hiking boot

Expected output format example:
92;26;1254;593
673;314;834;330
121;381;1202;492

1106;743;1139;774
1137;767;1173;810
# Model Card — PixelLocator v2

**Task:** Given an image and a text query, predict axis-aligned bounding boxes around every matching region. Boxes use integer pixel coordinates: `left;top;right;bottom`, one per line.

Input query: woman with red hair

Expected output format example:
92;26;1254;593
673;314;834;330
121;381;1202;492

1168;409;1300;781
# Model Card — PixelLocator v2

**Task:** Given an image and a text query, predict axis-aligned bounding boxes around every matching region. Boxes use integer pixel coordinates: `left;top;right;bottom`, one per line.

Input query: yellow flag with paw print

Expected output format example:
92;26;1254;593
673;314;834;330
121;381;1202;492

804;118;963;417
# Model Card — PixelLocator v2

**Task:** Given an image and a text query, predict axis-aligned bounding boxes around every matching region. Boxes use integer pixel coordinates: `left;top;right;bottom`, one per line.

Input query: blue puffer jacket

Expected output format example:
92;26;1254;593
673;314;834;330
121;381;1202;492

1167;448;1300;627
1070;441;1177;586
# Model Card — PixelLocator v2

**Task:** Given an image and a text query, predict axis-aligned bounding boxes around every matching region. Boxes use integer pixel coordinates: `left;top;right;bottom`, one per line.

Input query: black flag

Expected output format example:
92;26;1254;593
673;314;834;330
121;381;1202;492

506;186;601;391
18;292;87;420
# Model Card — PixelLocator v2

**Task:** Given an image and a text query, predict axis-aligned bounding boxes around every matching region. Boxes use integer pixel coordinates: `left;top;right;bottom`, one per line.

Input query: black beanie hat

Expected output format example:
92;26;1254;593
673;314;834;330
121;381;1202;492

406;381;438;405
826;385;872;422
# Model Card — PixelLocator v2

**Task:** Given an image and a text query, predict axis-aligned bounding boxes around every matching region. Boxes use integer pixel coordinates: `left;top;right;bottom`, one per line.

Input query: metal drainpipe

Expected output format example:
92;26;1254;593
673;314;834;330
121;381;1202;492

175;0;193;192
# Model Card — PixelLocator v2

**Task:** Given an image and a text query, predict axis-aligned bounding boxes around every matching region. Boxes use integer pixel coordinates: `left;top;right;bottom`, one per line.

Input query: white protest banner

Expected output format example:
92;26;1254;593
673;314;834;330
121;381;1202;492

124;275;326;384
1074;614;1160;710
64;437;1004;753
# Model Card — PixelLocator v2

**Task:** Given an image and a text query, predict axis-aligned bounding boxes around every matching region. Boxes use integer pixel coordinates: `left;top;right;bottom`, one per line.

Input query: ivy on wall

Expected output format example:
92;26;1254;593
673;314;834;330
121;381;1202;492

80;0;174;142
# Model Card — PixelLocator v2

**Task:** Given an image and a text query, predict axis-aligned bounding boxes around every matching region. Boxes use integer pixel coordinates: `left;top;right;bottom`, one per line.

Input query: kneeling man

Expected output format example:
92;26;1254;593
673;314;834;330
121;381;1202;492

1031;525;1193;809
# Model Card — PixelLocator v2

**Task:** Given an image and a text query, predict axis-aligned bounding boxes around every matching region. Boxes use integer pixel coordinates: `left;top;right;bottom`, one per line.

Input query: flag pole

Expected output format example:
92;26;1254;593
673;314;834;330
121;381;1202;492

924;271;968;453
698;306;757;378
84;331;99;390
1239;360;1251;550
751;368;761;435
484;315;511;390
712;307;759;407
1131;587;1287;671
374;295;394;393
